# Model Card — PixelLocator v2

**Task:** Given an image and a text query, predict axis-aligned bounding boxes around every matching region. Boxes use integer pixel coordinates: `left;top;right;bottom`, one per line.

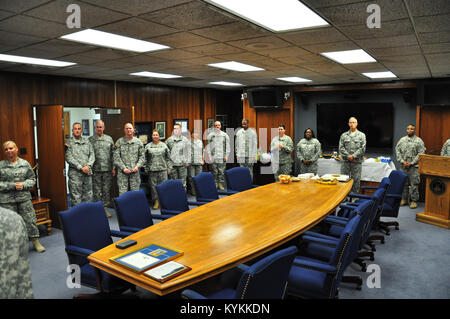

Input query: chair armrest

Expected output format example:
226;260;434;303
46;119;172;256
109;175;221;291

293;257;337;274
251;185;259;188
339;203;358;210
348;193;374;200
120;226;142;233
301;234;338;247
111;229;132;238
386;194;402;199
218;190;237;196
360;186;377;190
160;209;182;215
197;197;215;203
65;245;95;257
151;213;175;220
236;264;250;273
325;216;348;225
187;201;207;206
181;289;208;299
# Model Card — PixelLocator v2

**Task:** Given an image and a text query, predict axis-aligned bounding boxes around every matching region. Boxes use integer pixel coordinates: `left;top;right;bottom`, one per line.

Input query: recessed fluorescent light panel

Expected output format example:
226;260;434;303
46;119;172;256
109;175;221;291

362;71;397;79
130;71;182;79
60;29;170;53
321;49;376;64
277;76;312;83
207;61;264;72
205;0;328;32
0;54;75;67
209;81;243;86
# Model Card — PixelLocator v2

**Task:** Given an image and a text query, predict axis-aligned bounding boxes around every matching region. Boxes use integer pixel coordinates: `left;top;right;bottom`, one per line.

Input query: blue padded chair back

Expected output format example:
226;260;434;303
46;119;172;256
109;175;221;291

383;170;407;217
59;202;113;265
113;190;153;231
234;246;298;299
361;187;386;244
225;167;253;192
156;179;190;213
193;172;219;201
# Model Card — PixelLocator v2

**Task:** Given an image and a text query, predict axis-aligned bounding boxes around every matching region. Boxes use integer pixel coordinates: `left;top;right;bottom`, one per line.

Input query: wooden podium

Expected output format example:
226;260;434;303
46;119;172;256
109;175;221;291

416;154;450;229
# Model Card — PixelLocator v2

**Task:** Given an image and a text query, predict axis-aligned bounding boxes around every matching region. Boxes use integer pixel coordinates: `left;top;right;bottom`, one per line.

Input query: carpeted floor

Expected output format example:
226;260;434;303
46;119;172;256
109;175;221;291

28;201;450;299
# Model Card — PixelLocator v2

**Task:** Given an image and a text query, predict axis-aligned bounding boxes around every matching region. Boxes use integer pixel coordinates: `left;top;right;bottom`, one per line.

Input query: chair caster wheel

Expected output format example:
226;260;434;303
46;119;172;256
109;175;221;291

395;227;399;230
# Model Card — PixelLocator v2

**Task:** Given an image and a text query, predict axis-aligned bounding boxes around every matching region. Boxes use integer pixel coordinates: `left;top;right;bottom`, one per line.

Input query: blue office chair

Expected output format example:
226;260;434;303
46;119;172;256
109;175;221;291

113;190;173;235
156;179;206;215
225;167;259;192
287;213;362;298
181;246;298;299
378;170;407;234
58;202;134;296
192;172;236;203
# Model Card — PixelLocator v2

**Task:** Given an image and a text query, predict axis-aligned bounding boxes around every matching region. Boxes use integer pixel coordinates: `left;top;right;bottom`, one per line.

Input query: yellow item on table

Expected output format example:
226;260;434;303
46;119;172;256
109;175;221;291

315;178;338;185
279;175;292;184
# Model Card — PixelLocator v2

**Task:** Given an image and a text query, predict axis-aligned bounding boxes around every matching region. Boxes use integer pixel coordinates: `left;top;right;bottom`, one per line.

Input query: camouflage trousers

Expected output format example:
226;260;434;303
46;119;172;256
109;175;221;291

341;161;362;193
0;201;39;239
300;162;318;175
68;168;93;206
400;166;420;202
273;162;292;181
92;171;113;207
188;164;203;193
117;170;141;196
238;157;255;181
171;165;188;189
211;162;226;184
149;170;168;202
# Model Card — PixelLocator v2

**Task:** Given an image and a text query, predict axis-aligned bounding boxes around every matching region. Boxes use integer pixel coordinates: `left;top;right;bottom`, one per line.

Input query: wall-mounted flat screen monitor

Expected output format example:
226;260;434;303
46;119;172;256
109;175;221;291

317;103;394;153
248;87;283;109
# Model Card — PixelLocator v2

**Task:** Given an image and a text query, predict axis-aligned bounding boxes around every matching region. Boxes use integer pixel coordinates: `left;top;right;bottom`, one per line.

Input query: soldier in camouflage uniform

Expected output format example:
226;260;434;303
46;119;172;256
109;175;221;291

65;122;95;206
0;206;34;298
297;128;322;175
270;124;294;181
206;121;230;190
166;124;190;190
188;130;204;195
235;119;258;182
339;117;366;194
145;130;172;209
89;120;115;217
396;124;426;209
441;139;450;156
0;141;45;253
114;123;145;196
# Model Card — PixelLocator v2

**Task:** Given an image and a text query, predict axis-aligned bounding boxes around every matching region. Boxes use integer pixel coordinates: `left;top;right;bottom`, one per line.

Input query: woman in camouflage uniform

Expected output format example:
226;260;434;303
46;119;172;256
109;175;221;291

145;130;172;209
270;124;294;181
296;128;322;175
0;141;45;253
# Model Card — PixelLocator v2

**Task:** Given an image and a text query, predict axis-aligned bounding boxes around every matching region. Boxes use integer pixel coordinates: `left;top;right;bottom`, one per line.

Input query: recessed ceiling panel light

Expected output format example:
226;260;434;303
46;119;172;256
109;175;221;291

209;81;243;86
362;71;397;79
205;0;328;32
277;76;312;83
207;61;264;72
60;29;170;53
0;53;75;67
130;71;182;79
320;49;376;64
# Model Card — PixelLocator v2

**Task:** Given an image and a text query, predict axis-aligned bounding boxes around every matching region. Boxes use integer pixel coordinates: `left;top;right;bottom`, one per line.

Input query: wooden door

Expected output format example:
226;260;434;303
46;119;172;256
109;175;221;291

35;105;66;228
98;107;134;201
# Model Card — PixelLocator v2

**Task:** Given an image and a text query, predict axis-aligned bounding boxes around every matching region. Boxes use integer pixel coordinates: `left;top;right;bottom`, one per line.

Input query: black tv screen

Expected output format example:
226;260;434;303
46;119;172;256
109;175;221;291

316;103;393;153
248;87;283;108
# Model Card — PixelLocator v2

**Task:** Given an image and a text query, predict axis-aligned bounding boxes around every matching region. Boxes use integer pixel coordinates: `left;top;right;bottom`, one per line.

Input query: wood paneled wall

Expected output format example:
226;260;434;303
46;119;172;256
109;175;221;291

0;71;236;165
417;105;450;154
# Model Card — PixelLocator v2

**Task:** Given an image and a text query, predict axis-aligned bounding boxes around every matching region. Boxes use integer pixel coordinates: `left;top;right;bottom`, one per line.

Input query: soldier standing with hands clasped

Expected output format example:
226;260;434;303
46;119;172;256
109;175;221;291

338;117;366;194
65;122;95;206
114;123;145;196
396;124;426;209
89;120;115;217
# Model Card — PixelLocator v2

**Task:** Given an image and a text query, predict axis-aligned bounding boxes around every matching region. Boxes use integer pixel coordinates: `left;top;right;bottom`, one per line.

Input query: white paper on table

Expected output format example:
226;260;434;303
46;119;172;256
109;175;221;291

119;252;159;269
321;174;350;182
144;261;185;280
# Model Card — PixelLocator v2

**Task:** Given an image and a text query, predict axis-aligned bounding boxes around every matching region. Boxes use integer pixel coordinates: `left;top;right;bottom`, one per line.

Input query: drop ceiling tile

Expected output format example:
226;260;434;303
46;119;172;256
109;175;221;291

279;27;347;45
191;22;269;42
97;17;177;39
149;32;216;48
301;40;359;53
184;42;244;55
339;19;414;40
0;0;50;13
140;1;237;30
0;9;14;20
0;15;69;38
418;31;450;44
422;42;450;54
81;0;193;16
0;30;47;48
366;45;422;57
257;46;312;59
357;34;418;49
414;14;450;33
226;36;292;51
146;49;203;61
405;0;450;17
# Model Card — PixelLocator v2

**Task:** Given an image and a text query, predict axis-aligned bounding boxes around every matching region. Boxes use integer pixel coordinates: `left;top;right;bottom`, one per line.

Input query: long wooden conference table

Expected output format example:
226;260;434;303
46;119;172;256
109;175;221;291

88;179;353;296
